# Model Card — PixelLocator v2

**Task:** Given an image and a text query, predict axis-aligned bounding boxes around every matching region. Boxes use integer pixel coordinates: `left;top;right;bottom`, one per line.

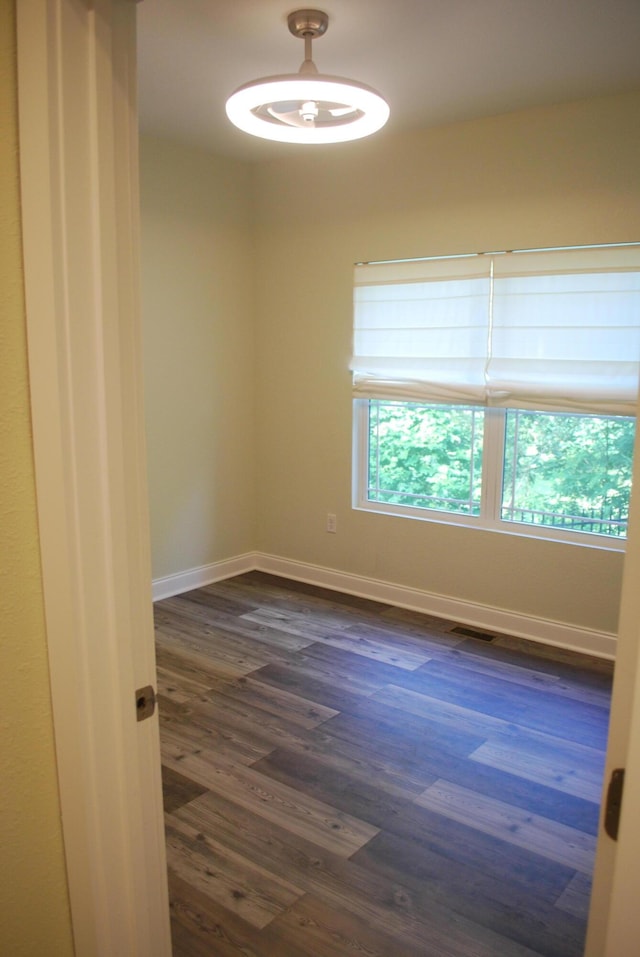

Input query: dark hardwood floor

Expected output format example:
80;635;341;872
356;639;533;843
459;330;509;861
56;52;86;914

155;571;613;957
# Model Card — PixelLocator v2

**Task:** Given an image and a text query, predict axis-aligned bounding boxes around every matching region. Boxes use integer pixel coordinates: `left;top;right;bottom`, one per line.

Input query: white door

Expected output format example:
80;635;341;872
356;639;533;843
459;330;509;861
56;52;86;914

17;1;171;955
586;423;640;954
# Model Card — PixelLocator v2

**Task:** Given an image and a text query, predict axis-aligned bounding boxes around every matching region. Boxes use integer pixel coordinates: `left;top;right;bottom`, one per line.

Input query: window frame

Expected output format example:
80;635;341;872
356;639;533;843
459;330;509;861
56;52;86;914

352;398;629;551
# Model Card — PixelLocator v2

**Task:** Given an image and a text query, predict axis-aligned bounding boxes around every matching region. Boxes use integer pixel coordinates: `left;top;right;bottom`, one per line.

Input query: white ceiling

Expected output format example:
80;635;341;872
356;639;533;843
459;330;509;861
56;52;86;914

137;0;640;161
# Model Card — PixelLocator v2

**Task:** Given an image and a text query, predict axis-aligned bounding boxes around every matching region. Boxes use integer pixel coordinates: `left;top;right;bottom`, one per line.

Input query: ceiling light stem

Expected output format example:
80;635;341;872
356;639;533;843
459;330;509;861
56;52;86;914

299;32;318;74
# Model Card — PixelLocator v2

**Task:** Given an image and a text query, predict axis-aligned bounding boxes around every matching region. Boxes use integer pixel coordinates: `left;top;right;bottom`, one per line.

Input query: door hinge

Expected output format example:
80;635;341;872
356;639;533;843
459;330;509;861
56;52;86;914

604;767;625;841
135;684;156;722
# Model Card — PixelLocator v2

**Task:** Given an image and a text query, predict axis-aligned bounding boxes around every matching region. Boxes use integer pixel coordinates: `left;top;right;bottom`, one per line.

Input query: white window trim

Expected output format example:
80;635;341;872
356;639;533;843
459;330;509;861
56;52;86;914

352;399;628;552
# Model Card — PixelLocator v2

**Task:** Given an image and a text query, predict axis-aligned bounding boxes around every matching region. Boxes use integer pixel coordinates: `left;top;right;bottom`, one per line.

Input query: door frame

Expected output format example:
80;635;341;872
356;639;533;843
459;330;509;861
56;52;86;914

585;407;640;954
17;1;171;954
17;0;640;953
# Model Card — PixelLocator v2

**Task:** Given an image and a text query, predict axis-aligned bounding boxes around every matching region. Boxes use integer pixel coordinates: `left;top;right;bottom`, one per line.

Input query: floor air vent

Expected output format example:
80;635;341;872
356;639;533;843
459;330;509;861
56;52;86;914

451;626;495;642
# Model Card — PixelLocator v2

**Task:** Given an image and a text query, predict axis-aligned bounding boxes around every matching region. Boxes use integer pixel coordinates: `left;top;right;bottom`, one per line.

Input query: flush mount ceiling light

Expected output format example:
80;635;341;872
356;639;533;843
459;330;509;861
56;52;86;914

225;9;390;144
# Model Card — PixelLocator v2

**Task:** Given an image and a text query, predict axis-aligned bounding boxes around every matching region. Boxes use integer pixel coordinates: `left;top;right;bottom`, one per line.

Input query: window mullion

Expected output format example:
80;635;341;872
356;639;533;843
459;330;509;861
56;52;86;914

352;399;369;508
481;407;506;523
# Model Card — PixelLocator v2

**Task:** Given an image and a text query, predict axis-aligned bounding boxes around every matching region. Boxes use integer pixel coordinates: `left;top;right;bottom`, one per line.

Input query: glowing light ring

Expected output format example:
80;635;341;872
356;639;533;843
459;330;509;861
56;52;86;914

225;74;390;144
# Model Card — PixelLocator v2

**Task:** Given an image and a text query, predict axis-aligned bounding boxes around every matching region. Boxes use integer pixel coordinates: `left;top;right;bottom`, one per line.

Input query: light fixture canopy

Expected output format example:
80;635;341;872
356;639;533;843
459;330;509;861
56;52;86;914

225;9;390;144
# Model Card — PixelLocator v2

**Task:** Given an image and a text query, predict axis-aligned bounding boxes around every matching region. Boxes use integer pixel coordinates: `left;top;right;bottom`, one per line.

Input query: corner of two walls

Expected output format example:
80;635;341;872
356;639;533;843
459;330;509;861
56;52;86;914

141;91;640;649
140;133;257;584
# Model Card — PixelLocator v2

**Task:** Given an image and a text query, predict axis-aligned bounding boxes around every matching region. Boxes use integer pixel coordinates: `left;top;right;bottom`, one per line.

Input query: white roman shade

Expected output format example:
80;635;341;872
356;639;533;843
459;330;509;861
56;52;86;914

352;256;492;405
352;245;640;415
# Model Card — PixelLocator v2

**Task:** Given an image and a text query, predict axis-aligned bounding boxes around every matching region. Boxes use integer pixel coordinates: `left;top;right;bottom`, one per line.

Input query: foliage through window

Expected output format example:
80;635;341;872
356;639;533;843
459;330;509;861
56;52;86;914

361;400;635;542
367;402;484;516
501;408;633;537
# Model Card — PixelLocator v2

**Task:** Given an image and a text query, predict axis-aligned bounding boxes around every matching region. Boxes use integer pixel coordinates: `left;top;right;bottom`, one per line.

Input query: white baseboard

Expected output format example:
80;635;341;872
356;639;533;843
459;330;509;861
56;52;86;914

254;553;617;661
152;551;616;660
151;553;257;601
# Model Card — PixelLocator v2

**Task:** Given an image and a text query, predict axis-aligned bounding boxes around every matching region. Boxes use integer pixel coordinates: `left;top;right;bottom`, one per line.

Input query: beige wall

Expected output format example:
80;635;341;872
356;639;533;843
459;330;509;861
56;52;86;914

140;135;256;580
0;1;74;953
250;92;640;634
140;92;640;635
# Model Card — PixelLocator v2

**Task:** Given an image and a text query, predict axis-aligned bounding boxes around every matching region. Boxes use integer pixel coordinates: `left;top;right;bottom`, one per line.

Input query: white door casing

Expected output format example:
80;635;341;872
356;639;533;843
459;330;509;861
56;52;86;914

17;1;171;954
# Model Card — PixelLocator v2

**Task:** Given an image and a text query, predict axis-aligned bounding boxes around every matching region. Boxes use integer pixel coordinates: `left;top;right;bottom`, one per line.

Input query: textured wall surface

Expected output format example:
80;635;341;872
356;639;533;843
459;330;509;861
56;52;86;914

0;1;74;952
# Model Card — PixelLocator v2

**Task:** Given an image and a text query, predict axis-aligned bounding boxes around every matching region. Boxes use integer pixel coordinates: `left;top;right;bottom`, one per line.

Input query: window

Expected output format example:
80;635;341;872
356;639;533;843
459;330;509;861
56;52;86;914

358;400;634;542
366;401;484;516
352;245;640;546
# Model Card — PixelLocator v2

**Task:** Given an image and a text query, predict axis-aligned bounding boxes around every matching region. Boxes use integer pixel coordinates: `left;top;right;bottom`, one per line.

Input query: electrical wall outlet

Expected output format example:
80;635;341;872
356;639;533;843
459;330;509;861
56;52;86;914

326;513;337;533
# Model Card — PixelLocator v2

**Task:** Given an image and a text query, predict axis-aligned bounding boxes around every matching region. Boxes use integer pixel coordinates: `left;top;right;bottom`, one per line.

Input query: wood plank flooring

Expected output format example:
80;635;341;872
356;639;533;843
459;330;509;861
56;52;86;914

155;571;613;957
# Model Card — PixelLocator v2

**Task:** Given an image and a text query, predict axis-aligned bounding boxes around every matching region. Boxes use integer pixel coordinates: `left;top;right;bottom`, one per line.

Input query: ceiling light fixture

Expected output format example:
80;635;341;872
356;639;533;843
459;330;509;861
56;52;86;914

225;9;390;145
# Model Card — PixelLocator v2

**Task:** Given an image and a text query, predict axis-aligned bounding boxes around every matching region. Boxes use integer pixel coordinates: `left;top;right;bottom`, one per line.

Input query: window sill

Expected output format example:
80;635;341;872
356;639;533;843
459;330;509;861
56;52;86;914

353;501;627;553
